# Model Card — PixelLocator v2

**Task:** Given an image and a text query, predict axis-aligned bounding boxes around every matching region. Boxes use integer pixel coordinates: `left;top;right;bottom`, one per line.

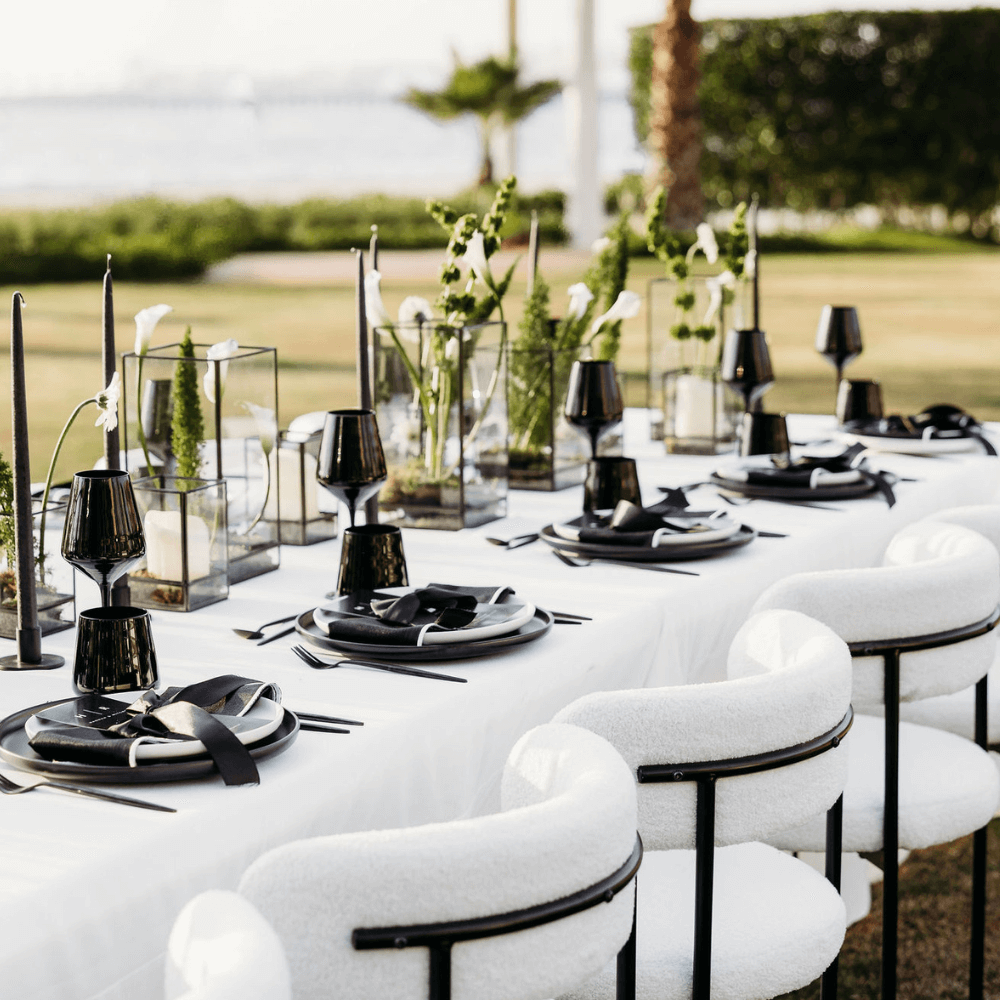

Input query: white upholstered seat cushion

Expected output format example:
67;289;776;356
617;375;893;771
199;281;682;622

560;843;846;1000
770;714;1000;852
164;890;291;1000
239;723;637;1000
752;521;999;709
554;609;852;850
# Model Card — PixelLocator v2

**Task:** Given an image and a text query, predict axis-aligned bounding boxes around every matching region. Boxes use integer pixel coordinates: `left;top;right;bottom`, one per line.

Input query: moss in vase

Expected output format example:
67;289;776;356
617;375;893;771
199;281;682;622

171;325;205;480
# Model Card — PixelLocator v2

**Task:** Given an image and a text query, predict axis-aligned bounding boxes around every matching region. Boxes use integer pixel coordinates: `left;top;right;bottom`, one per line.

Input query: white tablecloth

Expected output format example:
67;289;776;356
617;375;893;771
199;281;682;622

2;412;998;1000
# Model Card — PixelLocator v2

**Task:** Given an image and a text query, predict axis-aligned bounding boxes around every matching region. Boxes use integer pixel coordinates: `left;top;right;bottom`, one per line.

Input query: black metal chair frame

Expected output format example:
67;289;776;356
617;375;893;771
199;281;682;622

847;604;1000;1000
352;833;643;1000
637;707;854;1000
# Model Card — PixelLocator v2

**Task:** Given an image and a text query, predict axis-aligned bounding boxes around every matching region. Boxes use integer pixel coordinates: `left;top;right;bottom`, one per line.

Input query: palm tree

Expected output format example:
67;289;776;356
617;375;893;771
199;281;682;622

404;56;561;187
647;0;703;230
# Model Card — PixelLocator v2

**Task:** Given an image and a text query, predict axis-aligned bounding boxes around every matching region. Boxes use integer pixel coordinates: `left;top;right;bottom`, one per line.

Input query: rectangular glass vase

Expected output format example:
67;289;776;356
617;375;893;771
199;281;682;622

266;431;338;546
129;476;229;612
373;320;508;530
663;369;740;455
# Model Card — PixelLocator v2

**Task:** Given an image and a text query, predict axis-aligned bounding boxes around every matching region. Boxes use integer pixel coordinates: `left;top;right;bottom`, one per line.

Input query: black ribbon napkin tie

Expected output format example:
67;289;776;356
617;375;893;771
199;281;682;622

571;498;725;547
28;675;278;785
846;405;997;457
319;585;515;646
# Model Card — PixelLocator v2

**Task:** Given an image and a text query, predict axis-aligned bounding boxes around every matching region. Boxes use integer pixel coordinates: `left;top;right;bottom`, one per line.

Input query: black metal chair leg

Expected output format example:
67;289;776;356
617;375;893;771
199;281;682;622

692;777;717;1000
428;941;452;1000
882;650;900;1000
970;675;988;1000
821;794;845;1000
616;886;638;1000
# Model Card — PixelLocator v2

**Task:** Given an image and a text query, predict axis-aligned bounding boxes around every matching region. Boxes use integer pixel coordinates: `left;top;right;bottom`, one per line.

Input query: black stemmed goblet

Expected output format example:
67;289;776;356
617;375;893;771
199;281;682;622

721;328;775;413
317;409;387;528
564;360;624;458
815;305;862;391
62;470;146;607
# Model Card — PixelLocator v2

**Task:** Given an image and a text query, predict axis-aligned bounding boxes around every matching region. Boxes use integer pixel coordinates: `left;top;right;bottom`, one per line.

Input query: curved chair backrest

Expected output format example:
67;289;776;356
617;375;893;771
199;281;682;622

239;723;638;1000
165;890;292;1000
752;521;999;711
924;504;1000;558
554;609;852;850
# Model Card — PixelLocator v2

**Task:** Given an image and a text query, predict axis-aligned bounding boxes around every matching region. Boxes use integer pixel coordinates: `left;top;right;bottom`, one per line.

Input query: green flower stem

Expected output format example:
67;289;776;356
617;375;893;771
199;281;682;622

134;354;155;475
38;398;95;571
245;446;272;533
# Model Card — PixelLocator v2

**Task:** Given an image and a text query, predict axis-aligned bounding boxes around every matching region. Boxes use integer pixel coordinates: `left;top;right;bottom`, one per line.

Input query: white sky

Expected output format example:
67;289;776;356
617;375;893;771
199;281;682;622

0;0;996;98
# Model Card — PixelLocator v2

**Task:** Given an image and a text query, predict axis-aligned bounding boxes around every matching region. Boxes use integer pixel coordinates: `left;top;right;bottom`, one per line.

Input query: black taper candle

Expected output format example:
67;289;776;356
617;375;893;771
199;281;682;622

354;248;380;523
750;193;760;329
102;254;120;469
102;255;131;605
0;292;64;670
369;224;379;272
526;210;540;297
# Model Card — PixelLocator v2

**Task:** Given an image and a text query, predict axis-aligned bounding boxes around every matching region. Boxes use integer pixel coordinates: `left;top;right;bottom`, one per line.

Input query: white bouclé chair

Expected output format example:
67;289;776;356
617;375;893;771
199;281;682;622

235;722;640;1000
165;889;292;1000
753;520;1000;1000
555;608;853;1000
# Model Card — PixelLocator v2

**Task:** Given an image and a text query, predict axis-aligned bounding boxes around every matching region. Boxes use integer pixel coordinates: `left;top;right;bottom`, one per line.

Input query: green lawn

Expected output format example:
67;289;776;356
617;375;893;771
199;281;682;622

4;244;1000;483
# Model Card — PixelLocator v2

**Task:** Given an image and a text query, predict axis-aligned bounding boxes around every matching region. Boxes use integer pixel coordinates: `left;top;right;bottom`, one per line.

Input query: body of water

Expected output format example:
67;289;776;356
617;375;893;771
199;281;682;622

1;92;645;206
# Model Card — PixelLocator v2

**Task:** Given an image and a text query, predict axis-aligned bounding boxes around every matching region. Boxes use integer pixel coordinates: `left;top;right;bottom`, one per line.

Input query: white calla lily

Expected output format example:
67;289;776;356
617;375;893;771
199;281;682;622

566;283;594;321
590;290;642;335
694;223;720;264
745;249;757;279
243;402;277;455
590;236;611;255
703;270;738;326
203;338;240;404
365;270;392;329
93;372;121;432
460;231;493;288
397;296;434;342
133;304;172;356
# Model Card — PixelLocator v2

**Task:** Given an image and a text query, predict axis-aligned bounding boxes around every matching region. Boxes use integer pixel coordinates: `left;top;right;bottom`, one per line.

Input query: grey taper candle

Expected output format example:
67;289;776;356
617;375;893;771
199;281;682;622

369;225;379;272
526;210;539;297
1;292;64;670
354;249;380;523
750;194;760;329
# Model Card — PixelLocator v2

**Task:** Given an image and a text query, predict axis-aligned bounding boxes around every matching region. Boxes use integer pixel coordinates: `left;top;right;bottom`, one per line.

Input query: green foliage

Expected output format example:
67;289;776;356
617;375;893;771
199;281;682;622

628;26;654;149
0;189;567;284
171;327;204;480
630;10;1000;228
0;450;14;567
724;202;749;278
587;213;631;362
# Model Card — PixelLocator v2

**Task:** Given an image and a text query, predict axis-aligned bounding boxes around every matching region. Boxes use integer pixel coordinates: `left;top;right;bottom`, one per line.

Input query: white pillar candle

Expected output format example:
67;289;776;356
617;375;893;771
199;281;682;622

674;374;718;439
144;510;212;581
264;448;320;521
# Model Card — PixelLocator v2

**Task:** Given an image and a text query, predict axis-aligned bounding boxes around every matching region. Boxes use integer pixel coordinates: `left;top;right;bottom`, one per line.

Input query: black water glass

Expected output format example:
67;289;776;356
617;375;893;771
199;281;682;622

815;305;862;387
74;605;158;694
317;409;387;528
721;328;774;413
736;412;791;464
564;360;625;458
836;379;883;426
336;524;409;597
583;458;641;514
62;471;146;607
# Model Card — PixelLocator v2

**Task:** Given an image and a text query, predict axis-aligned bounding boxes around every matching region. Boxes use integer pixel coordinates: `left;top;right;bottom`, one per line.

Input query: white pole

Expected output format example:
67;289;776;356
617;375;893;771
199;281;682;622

566;0;601;248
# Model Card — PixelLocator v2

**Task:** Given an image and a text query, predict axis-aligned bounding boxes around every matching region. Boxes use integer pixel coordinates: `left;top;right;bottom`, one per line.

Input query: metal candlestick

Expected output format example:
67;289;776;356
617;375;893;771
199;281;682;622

1;292;64;670
354;248;379;524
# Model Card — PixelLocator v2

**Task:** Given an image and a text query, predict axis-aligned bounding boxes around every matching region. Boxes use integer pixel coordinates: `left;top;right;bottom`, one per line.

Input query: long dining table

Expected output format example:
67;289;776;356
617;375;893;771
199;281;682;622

2;410;999;1000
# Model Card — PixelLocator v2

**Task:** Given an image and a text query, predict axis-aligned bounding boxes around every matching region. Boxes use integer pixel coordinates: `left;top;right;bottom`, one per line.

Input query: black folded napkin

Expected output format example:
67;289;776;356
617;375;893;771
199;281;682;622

845;404;996;456
318;584;516;646
570;497;726;547
27;675;279;785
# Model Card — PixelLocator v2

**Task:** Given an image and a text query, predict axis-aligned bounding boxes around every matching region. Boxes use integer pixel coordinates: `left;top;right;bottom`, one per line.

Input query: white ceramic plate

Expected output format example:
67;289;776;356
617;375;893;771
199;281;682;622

551;513;742;547
314;599;536;645
25;697;285;761
837;431;978;456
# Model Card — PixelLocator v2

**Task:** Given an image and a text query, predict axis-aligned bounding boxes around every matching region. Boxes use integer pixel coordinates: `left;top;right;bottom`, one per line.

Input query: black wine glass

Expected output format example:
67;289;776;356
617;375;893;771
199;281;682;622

721;328;774;413
62;470;146;607
815;305;862;391
564;360;624;458
317;409;387;528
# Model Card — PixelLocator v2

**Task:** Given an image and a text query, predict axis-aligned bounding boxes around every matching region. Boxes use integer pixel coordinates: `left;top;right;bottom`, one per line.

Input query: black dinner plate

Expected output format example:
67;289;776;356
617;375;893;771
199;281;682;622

539;523;756;561
295;606;554;661
0;702;299;784
708;471;879;501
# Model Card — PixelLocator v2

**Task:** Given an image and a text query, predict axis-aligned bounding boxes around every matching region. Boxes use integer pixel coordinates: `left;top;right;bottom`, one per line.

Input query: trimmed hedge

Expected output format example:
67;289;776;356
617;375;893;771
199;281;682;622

0;190;567;283
630;10;1000;223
